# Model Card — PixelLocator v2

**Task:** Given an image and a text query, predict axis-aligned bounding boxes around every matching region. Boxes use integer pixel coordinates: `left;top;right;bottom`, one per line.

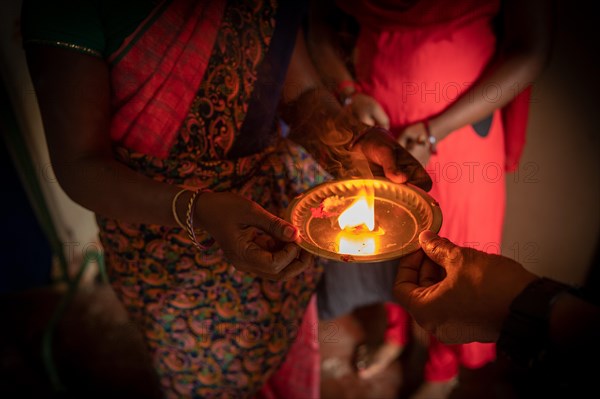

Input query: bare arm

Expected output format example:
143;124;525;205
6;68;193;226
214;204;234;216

281;29;431;190
427;0;555;141
306;0;390;128
394;230;600;395
26;46;309;280
306;0;354;90
394;230;600;351
26;46;181;226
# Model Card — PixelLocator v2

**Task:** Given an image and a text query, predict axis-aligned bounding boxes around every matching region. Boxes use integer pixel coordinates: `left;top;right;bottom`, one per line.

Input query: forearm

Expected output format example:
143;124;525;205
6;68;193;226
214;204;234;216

282;86;368;177
429;51;547;141
430;0;553;142
26;46;188;227
281;28;369;178
306;0;354;88
54;154;185;226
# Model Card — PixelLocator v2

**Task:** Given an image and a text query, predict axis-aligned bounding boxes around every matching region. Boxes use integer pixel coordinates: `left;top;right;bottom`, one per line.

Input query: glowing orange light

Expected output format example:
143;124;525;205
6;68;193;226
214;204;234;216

338;188;375;231
336;187;384;255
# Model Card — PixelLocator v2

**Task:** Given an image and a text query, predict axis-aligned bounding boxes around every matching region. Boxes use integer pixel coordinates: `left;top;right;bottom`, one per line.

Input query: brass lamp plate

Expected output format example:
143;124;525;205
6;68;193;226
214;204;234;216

285;178;442;263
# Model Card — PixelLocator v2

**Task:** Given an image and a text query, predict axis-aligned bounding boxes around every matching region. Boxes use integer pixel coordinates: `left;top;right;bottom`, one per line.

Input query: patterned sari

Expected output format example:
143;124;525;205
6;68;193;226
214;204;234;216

91;0;324;397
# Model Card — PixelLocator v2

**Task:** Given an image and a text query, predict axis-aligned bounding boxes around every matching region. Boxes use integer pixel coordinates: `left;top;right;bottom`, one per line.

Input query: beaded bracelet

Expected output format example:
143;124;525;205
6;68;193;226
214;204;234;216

184;188;215;250
422;120;438;155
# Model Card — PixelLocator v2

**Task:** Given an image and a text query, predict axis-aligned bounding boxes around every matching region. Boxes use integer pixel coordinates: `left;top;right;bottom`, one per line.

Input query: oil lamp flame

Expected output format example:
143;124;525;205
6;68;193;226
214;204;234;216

338;188;375;231
336;187;382;256
338;233;376;255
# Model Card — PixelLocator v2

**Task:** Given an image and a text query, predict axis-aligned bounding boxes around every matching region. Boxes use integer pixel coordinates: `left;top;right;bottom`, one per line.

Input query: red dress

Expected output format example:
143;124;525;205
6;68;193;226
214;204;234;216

339;0;518;381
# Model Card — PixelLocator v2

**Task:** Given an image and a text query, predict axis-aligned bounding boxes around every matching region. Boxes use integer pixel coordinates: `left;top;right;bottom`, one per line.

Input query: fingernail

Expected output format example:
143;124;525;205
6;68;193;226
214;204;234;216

420;230;436;243
283;226;296;240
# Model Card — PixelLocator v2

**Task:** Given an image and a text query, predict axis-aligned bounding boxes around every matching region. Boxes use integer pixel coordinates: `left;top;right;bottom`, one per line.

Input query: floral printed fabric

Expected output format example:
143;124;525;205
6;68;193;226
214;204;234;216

97;1;328;397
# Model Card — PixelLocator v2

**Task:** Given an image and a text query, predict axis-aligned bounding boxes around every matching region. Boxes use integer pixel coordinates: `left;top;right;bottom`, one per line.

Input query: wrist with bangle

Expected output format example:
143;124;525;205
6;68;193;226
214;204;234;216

420;119;438;155
172;187;215;250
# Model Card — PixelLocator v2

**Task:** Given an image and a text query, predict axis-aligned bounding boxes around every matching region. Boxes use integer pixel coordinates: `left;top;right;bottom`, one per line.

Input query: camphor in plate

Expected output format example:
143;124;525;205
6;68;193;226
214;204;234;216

285;178;442;263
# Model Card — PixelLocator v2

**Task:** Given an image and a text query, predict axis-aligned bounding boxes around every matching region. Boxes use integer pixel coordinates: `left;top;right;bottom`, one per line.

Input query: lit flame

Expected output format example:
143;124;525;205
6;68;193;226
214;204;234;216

338;233;377;255
336;186;383;256
338;188;375;231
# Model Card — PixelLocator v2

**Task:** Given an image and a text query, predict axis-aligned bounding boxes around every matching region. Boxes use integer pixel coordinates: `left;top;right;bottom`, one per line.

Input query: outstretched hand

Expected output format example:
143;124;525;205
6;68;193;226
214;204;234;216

195;192;314;281
394;230;538;344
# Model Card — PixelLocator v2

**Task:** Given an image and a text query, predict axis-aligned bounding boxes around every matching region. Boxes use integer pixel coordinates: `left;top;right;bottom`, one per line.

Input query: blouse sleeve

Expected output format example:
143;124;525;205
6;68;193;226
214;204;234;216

21;0;105;57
